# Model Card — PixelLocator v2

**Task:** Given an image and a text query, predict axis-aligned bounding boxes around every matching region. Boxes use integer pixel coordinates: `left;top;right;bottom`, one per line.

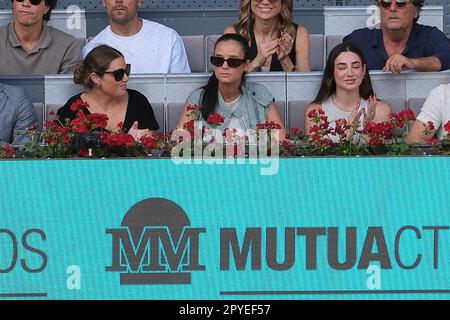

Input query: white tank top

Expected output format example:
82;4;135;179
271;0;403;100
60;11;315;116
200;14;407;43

321;96;368;143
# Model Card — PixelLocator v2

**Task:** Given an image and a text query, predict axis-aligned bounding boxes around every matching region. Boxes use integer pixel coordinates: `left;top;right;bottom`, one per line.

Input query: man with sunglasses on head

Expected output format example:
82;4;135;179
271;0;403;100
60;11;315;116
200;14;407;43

82;0;190;74
0;0;82;74
343;0;450;74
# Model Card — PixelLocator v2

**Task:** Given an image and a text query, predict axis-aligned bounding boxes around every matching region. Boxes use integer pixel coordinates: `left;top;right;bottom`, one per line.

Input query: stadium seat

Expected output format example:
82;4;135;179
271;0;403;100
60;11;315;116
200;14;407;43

383;98;406;114
151;102;165;133
325;35;344;62
167;102;186;132
288;100;310;133
33;103;44;130
0;76;45;104
181;35;206;73
407;97;426;116
206;35;221;72
45;104;62;122
309;34;324;71
274;101;286;127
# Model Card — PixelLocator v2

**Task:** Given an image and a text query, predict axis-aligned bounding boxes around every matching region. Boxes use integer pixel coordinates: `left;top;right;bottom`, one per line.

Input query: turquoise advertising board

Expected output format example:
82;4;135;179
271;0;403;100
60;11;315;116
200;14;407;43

0;158;449;300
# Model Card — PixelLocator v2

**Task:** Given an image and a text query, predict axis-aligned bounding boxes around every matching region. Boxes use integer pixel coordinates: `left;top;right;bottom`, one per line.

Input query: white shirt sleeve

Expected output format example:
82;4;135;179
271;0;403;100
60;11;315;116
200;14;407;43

416;85;444;129
82;39;99;59
169;33;191;74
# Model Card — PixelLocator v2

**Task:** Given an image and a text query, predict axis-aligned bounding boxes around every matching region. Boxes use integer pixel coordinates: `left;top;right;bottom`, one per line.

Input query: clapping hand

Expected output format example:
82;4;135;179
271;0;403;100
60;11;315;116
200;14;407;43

277;31;294;61
252;39;279;69
363;95;377;125
128;121;152;141
348;100;363;126
346;100;363;139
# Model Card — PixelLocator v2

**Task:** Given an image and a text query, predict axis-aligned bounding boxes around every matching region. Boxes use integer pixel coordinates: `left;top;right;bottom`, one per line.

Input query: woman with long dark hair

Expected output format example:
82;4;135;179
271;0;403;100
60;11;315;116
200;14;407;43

304;42;391;141
177;33;285;139
224;0;310;72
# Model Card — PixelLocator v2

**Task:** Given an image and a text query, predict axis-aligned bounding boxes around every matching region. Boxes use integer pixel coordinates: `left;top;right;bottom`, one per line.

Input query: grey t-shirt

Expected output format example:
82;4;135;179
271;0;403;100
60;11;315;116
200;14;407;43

0;23;82;74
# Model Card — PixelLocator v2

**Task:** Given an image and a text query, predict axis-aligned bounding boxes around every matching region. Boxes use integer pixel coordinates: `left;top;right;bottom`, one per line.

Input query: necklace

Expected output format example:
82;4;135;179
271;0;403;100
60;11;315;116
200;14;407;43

332;95;361;113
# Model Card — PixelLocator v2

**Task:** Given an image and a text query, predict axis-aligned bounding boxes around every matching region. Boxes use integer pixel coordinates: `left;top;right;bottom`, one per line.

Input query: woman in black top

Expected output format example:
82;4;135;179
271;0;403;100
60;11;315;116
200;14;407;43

224;0;310;72
57;45;159;139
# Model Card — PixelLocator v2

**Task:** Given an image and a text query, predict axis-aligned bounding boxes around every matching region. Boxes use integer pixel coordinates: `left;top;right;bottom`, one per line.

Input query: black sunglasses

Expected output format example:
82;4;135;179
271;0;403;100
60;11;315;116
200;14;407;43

99;64;131;81
210;56;247;68
15;0;43;5
378;0;410;9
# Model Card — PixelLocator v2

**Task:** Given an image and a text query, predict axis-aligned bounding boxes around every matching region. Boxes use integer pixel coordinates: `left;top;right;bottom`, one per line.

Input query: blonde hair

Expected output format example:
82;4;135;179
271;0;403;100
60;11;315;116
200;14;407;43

234;0;296;44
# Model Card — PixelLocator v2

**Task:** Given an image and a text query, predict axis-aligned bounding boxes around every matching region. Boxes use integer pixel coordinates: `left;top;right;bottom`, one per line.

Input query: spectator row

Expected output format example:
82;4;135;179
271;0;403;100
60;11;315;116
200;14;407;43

8;33;367;72
0;6;444;38
9;71;449;134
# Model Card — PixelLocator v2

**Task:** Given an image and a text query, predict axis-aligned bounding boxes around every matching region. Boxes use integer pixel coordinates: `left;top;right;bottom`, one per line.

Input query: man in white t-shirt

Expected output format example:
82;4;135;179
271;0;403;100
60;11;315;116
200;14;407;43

82;0;190;74
407;83;450;142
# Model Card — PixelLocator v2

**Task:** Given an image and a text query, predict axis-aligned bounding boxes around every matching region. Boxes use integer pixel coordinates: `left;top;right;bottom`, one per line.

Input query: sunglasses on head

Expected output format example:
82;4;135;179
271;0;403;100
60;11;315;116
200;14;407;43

210;56;247;68
378;0;411;9
16;0;43;6
99;64;131;81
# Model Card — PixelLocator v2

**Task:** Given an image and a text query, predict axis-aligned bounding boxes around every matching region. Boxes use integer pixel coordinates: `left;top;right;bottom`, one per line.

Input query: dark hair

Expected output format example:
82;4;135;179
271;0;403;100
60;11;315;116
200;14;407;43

74;45;124;89
313;42;374;104
376;0;424;24
200;33;250;120
11;0;57;21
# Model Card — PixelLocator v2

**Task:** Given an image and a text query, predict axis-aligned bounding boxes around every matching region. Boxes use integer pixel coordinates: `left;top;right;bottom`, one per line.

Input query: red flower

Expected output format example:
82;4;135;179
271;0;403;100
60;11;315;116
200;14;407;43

334;118;349;138
368;136;383;146
140;135;156;150
363;121;393;145
426;138;439;146
186;104;201;112
290;128;301;135
389;108;416;129
307;108;324;119
256;121;282;130
26;123;38;132
400;108;416;121
322;137;333;146
102;133;135;148
281;139;294;152
42;118;73;146
70;112;88;133
77;149;90;158
206;113;225;126
0;144;15;158
389;113;404;128
70;99;90;112
86;113;109;130
183;119;196;138
426;121;435;131
444;120;450;133
140;133;165;150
